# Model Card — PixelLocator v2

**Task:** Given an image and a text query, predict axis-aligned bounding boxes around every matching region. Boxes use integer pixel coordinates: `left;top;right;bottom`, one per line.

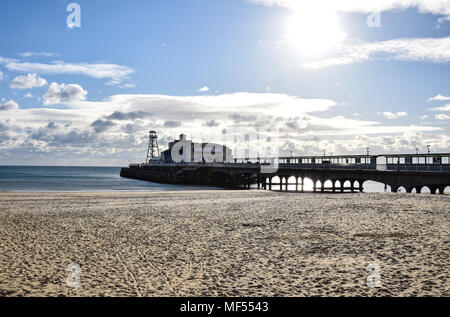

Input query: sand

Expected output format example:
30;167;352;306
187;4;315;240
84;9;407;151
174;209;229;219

0;190;448;297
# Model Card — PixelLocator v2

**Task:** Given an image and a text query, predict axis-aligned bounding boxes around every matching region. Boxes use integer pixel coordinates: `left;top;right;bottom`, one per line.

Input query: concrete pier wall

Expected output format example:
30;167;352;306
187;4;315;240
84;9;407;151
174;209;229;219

120;164;450;193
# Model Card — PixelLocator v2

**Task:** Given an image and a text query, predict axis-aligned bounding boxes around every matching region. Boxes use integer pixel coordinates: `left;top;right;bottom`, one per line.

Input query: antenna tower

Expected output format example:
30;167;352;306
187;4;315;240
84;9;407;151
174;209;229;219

146;130;160;163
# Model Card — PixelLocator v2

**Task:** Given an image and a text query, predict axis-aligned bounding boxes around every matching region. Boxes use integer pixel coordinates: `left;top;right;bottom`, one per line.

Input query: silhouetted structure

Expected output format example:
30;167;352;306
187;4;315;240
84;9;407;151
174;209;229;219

146;130;160;163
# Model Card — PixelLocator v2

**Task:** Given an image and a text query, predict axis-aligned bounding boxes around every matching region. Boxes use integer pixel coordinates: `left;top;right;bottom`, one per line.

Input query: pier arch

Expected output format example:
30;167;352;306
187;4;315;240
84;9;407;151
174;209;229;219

303;178;314;192
271;176;281;191
287;176;297;191
397;186;406;193
419;186;431;194
315;180;322;192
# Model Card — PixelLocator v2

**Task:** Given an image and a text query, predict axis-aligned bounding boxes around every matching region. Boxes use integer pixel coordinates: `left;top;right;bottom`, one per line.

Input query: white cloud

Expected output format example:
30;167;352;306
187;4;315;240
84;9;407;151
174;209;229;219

0;70;3;82
102;92;339;118
43;82;87;105
380;111;408;119
198;86;210;92
302;36;450;69
0;100;19;111
10;73;48;89
19;52;53;58
0;91;446;165
428;94;450;102
25;93;33;99
430;103;450;111
2;60;134;85
435;113;450;120
250;0;450;20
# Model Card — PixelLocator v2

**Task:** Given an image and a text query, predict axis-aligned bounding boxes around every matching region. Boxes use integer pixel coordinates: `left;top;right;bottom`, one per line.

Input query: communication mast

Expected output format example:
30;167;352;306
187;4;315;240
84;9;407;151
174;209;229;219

146;130;160;163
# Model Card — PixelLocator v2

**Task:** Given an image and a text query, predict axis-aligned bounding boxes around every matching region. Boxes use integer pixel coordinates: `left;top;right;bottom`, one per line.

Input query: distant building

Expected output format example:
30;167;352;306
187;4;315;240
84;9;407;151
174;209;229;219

161;134;233;164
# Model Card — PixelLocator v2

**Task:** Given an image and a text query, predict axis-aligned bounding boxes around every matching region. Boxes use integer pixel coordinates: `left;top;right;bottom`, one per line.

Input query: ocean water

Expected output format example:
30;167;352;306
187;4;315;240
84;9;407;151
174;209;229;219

0;166;221;192
0;166;392;193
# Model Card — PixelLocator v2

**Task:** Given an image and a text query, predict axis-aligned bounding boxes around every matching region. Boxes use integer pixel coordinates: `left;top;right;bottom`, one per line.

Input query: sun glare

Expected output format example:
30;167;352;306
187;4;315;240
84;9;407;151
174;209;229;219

285;9;347;56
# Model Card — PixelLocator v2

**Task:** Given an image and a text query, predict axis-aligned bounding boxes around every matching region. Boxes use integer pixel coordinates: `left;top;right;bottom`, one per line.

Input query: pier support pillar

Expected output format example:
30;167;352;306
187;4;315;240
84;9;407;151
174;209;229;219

295;178;299;192
438;186;446;195
359;180;364;193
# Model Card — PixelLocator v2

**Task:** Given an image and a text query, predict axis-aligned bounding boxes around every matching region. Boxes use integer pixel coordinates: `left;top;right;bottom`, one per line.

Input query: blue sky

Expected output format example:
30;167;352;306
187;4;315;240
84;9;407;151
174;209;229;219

0;0;449;165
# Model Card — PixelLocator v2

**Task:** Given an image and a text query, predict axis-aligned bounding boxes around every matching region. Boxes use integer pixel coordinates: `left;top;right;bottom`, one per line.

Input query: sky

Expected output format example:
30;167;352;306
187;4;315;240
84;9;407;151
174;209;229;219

0;0;449;166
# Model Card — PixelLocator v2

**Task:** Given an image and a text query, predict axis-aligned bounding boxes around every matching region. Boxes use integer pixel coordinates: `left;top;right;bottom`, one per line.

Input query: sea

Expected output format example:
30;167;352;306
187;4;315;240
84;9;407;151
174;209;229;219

0;165;389;192
0;166;220;192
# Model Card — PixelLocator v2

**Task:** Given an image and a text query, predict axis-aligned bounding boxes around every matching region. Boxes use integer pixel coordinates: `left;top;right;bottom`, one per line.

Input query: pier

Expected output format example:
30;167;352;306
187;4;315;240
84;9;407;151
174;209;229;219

120;153;450;194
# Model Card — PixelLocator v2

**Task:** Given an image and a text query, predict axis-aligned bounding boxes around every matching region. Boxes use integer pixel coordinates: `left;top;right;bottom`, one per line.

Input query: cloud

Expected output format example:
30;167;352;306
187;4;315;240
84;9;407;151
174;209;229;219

435;114;450;120
0;100;19;111
198;86;210;92
2;60;134;85
428;94;450;102
106;111;153;121
10;73;48;89
430;103;450;111
380;111;408;119
98;92;339;120
250;0;450;20
204;120;220;127
0;91;446;165
25;93;33;99
43;82;87;105
229;114;258;123
91;119;116;133
163;121;182;128
19;52;53;58
302;36;450;69
0;70;3;81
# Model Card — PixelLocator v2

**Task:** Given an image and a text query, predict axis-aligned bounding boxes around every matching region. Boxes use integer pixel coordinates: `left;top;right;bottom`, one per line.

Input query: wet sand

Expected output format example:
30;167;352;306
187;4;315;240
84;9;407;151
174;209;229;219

0;191;448;297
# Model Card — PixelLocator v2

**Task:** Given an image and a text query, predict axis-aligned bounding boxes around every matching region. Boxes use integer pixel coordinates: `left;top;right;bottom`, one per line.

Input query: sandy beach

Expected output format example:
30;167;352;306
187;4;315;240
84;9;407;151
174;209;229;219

0;190;448;297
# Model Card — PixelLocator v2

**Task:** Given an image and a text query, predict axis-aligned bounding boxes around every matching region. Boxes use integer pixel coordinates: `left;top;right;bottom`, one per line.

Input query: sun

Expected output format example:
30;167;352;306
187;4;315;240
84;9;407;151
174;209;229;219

285;9;347;57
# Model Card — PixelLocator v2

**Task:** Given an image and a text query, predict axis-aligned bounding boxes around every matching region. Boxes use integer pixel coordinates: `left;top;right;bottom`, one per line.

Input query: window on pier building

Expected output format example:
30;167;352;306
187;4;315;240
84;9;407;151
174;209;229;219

442;157;449;164
360;157;371;164
426;157;434;164
315;158;323;164
387;157;406;164
413;157;426;164
302;158;312;164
